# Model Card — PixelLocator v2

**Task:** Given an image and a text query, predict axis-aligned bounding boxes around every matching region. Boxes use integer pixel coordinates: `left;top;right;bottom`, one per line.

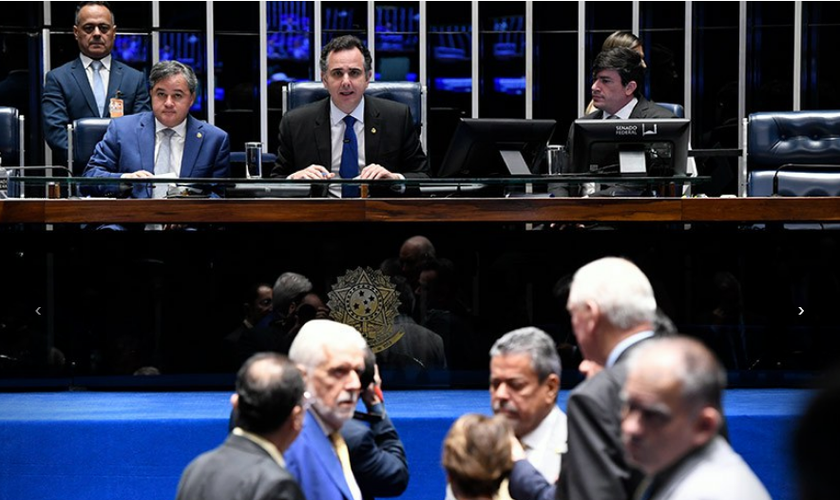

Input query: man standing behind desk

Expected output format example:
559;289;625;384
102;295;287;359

43;1;150;167
271;35;428;197
82;60;230;198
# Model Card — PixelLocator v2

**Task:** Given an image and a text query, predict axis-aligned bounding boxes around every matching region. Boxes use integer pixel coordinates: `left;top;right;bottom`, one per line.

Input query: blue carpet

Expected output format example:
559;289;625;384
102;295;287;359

0;389;811;500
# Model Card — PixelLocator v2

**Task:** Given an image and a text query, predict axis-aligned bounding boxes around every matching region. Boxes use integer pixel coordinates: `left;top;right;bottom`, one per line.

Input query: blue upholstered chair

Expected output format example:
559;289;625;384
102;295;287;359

656;102;685;118
745;111;840;197
68;117;111;176
282;81;427;149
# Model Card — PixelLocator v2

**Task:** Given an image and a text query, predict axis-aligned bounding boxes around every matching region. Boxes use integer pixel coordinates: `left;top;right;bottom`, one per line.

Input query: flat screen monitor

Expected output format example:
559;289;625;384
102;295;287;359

437;118;556;177
571;118;690;176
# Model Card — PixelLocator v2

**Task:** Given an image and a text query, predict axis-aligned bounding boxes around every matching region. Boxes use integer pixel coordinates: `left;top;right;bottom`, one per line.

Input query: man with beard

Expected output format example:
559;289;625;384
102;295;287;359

285;319;368;500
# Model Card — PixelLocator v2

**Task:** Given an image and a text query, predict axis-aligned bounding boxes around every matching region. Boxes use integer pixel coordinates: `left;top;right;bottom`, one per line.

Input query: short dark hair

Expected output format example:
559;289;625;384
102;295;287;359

149;60;198;94
75;2;114;26
320;35;372;76
592;47;645;98
235;353;304;434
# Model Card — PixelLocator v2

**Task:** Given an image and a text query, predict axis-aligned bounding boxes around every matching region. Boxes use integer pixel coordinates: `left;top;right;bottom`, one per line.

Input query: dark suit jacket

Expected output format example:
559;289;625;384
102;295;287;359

555;337;652;500
175;433;305;500
343;409;409;499
43;57;150;165
271;95;429;183
583;95;676;121
82;111;230;198
285;410;356;500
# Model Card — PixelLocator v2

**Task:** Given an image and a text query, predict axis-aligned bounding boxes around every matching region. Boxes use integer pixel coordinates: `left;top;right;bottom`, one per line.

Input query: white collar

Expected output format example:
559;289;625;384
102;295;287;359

520;405;567;455
605;97;639;120
606;330;654;368
154;117;188;136
80;53;112;71
330;97;365;127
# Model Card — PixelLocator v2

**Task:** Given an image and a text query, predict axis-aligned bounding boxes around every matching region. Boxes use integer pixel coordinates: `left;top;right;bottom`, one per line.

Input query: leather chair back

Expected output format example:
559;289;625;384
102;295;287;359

70;117;111;176
283;81;425;138
656;102;685;118
747;111;840;196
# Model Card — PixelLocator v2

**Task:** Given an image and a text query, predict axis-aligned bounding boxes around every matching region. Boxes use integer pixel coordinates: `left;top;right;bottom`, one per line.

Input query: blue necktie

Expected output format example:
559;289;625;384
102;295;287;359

91;60;106;117
340;115;360;198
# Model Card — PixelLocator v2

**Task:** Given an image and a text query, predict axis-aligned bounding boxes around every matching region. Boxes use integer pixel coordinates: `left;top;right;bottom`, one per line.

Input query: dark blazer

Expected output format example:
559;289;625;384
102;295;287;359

82;111;230;198
271;95;429;180
43;57;151;165
555;337;652;500
343;410;409;499
175;433;305;500
285;410;356;500
583;95;676;120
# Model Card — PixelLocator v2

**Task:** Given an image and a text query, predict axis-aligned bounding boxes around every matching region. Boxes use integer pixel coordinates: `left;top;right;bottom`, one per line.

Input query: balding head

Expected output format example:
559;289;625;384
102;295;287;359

621;336;725;475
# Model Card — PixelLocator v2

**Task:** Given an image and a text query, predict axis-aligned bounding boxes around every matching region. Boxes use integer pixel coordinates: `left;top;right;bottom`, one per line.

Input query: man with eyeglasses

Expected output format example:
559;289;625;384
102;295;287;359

43;1;150;166
621;336;770;500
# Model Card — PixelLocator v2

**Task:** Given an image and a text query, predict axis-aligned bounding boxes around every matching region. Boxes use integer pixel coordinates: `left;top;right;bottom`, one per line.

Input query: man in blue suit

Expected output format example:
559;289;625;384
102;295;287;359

43;2;150;166
286;320;369;500
83;60;230;198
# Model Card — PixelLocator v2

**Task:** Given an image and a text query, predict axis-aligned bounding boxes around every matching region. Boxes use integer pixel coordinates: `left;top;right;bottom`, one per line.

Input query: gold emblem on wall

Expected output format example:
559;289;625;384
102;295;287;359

328;267;402;353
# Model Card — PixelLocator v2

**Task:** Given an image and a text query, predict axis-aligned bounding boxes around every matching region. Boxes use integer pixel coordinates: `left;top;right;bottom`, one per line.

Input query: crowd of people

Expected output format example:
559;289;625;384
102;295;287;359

171;255;840;500
26;4;831;500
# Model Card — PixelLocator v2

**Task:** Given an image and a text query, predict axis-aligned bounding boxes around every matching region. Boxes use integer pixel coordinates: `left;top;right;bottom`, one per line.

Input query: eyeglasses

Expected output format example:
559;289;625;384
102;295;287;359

79;23;113;34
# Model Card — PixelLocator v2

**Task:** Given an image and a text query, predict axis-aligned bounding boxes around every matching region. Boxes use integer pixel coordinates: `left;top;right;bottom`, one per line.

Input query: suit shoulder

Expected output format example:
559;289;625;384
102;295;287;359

366;94;410;113
46;60;77;78
284;98;329;121
111;60;145;77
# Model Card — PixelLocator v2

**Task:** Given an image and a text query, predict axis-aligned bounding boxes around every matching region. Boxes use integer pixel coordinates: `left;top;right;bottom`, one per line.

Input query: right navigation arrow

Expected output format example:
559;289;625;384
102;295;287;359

798;307;804;316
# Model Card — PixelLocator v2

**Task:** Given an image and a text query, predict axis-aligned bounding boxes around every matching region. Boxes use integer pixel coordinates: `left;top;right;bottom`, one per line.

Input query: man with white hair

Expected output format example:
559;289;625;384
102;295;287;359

621;336;770;500
285;319;368;500
559;256;658;500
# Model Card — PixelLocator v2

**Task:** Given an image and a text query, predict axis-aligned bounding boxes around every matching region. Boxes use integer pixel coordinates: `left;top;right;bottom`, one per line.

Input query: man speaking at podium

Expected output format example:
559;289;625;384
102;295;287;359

271;35;428;197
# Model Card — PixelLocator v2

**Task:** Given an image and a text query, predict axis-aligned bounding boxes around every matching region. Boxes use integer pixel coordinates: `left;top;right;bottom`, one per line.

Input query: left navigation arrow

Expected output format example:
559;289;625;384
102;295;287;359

35;307;41;316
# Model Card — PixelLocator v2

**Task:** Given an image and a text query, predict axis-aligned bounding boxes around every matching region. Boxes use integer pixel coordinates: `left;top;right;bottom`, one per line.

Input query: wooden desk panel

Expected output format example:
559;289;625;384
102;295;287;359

1;197;839;224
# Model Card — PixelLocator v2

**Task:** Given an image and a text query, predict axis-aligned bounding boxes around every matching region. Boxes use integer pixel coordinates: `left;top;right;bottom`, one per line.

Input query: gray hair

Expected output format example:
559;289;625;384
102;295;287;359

627;336;726;413
568;257;656;330
288;319;368;371
489;327;561;382
272;272;313;316
149;60;198;94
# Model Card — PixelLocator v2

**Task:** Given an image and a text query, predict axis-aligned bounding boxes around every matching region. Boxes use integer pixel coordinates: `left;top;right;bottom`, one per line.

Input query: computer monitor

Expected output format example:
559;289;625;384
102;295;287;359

571;118;690;176
437;118;556;177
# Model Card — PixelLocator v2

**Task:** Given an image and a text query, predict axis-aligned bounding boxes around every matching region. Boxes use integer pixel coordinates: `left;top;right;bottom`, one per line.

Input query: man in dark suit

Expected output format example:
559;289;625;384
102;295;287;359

43;2;150;166
271;35;428;196
557;47;676;197
557;257;658;500
175;352;306;500
343;348;409;499
82;60;230;198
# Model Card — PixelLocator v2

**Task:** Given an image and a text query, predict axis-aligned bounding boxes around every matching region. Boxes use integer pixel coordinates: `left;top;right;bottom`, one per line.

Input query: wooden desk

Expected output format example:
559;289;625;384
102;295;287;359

2;197;840;224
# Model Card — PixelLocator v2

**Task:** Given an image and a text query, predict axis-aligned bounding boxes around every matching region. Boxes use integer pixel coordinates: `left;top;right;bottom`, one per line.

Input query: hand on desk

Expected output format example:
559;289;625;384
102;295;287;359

121;170;154;179
289;164;334;180
359;164;402;180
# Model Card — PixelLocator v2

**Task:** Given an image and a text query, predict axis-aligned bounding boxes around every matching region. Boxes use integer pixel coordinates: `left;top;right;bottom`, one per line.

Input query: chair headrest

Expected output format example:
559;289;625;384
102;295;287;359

748;111;840;169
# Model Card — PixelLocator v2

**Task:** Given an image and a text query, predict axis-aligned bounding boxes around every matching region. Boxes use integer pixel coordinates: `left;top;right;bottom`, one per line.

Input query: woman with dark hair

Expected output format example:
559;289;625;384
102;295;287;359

442;414;515;500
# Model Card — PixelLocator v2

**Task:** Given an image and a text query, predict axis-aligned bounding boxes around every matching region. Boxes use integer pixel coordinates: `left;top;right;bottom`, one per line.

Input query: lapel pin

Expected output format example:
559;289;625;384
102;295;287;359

196;132;202;138
371;127;377;134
